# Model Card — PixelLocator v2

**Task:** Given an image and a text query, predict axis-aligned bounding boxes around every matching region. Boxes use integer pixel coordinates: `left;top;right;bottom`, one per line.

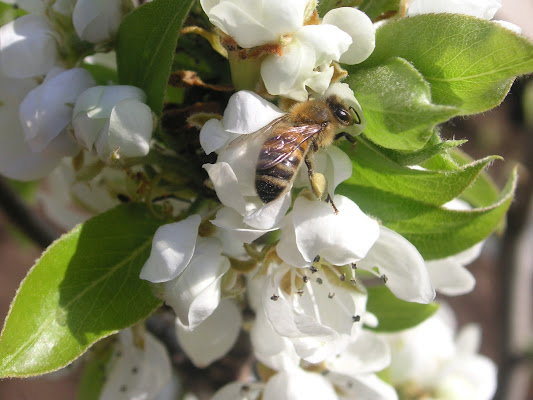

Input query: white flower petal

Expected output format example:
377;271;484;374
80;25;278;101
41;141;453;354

103;98;153;159
406;0;501;19
211;207;273;243
204;162;247;214
322;7;376;64
294;24;352;66
199;118;229;155
426;257;476;296
176;299;242;367
100;330;171;400
202;0;308;48
359;226;435;303
19;68;94;153
277;215;311;268
139;215;201;282
261;40;316;101
493;20;522;34
455;324;482;355
73;0;123;43
222;90;284;135
0;104;62;180
0;15;58;79
263;369;337;400
328;330;391;375
163;238;230;329
242;192;291;229
292;195;379;265
251;309;300;371
328;373;399;400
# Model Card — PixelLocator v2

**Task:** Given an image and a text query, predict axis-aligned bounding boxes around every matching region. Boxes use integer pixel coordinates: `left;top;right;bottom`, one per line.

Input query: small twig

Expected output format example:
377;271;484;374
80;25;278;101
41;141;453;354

0;178;59;248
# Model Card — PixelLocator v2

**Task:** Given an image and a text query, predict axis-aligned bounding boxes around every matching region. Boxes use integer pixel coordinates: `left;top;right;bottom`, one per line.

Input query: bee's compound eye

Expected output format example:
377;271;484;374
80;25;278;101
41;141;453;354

334;107;351;124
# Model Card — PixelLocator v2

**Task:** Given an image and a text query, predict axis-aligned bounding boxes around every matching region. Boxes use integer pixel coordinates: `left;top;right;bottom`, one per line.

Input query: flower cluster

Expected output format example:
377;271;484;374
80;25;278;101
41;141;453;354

0;0;154;181
0;0;522;399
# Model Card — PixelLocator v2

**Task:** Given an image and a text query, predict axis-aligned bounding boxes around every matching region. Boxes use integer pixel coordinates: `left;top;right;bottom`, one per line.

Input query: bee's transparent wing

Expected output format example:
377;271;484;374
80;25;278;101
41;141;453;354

256;123;324;170
224;115;287;152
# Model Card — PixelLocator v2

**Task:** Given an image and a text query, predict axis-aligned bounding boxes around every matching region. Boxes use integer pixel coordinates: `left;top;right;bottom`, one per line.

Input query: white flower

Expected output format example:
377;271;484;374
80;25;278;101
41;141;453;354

175;299;242;367
100;329;172;400
383;305;497;400
405;0;502;19
201;0;311;48
201;1;375;100
73;0;124;43
72;85;154;161
254;262;371;363
426;199;484;296
19;67;94;155
0;14;59;79
0;76;65;180
277;195;380;268
358;226;435;303
37;159;120;230
405;0;522;33
140;216;231;329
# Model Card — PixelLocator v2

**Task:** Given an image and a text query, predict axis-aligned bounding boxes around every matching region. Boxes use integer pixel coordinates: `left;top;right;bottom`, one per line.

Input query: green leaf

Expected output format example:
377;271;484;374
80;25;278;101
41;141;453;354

339;139;500;206
451;149;501;207
358;0;400;21
0;2;26;26
116;0;196;116
82;62;118;86
354;14;533;114
317;0;361;17
363;137;466;166
339;165;517;259
366;286;439;332
346;57;458;150
0;204;165;378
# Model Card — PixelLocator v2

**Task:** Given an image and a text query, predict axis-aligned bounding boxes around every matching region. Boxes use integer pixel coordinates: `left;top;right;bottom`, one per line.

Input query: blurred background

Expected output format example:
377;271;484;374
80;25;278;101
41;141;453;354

0;0;532;399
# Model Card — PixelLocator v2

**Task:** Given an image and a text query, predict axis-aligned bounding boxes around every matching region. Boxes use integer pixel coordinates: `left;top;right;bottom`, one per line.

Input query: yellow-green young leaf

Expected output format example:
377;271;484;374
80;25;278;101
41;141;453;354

339;139;500;206
346;57;458;150
339;167;517;259
366;286;439;332
0;2;26;26
116;0;196;116
355;14;533;114
0;204;165;378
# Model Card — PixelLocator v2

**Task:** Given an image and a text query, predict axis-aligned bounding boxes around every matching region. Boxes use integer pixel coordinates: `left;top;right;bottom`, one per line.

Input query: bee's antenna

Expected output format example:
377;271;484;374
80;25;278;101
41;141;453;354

349;106;362;125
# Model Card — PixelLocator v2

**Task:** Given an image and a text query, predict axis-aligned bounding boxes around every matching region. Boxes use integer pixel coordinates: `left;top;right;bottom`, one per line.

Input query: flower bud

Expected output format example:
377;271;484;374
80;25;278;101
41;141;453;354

72;85;154;161
72;0;124;43
0;14;59;79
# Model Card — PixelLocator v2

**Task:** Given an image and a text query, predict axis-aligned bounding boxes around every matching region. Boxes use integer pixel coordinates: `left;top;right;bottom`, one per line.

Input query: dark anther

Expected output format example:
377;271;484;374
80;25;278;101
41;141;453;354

352;315;361;322
316;277;323;284
271;294;279;301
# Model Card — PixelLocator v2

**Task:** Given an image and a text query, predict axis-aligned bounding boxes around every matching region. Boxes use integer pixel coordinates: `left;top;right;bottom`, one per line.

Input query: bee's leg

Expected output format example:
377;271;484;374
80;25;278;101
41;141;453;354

334;131;356;144
305;154;338;214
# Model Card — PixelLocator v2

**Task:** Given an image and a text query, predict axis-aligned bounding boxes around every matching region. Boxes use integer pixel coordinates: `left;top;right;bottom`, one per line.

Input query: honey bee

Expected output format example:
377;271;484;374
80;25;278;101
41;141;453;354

228;95;361;211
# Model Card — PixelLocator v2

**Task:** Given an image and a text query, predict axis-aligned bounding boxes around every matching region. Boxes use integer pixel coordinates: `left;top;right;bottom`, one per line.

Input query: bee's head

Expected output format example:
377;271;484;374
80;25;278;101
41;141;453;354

326;95;361;126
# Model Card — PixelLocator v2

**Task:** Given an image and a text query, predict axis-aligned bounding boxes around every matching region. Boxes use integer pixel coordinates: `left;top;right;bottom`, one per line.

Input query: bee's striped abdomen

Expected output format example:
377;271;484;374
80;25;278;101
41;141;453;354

255;144;307;203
